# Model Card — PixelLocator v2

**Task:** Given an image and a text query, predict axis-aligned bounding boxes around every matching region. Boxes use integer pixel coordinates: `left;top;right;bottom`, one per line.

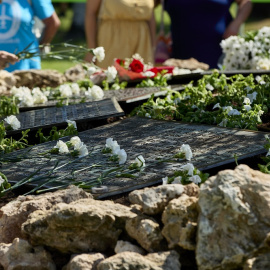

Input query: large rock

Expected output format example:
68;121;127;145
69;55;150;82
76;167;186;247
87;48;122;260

97;251;181;270
64;64;86;82
0;185;92;243
196;165;270;270
162;194;199;250
13;69;66;88
125;215;164;252
0;238;56;270
22;198;136;254
128;184;184;215
0;70;16;94
63;253;105;270
114;240;145;255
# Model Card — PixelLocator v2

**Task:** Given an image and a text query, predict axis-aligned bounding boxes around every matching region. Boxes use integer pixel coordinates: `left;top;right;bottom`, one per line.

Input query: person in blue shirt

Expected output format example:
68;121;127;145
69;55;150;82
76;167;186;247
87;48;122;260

163;0;252;69
0;0;60;72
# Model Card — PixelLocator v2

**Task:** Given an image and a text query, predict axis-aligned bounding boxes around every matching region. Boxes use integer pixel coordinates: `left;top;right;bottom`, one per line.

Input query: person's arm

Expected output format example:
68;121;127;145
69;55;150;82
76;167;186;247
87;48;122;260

0;51;18;69
39;12;61;45
84;0;102;62
223;0;252;38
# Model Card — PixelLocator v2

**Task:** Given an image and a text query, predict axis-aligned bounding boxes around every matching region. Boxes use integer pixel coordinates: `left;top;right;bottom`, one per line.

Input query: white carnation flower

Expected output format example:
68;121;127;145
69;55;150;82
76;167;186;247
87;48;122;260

228;109;241;116
70;136;81;146
135;155;145;168
244;105;251;112
247;92;257;104
218;118;228;127
189;175;202;184
93;47;105;62
70;83;80;96
141;71;155;77
115;148;127;165
162;176;168;185
59;84;73;98
180;144;193;161
91;85;104;100
66;120;77;129
87;66;97;76
206;83;214;91
213;103;221;110
0;175;5;185
4;115;21;130
180;163;194;176
172;176;182;184
106;138;120;154
106;66;117;83
54;140;69;154
74;142;88;158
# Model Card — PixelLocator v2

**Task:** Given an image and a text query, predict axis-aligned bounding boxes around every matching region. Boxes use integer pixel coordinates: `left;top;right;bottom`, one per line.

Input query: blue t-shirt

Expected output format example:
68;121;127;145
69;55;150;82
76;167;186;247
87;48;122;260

0;0;54;72
165;0;234;68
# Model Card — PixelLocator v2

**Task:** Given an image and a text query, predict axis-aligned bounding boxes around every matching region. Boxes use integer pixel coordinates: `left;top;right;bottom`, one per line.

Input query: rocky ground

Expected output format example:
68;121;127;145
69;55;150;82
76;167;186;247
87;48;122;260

1;164;270;270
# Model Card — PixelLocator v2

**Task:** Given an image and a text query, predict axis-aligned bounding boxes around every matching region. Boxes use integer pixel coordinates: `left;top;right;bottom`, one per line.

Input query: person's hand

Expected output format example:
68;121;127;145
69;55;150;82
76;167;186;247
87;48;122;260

0;51;18;69
223;20;241;39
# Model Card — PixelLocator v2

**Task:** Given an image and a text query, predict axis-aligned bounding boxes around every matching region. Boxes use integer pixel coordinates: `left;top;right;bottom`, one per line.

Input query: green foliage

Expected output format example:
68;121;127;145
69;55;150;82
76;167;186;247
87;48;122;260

132;71;267;131
36;123;78;143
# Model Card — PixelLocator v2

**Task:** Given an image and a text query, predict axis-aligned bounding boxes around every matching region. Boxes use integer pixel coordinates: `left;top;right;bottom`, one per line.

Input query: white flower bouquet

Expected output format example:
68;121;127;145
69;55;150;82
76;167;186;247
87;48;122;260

220;26;270;70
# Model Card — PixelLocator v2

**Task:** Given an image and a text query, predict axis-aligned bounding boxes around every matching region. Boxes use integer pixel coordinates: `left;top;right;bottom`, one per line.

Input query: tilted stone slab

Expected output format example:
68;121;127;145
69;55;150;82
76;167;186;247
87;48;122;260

0;117;267;198
5;97;124;135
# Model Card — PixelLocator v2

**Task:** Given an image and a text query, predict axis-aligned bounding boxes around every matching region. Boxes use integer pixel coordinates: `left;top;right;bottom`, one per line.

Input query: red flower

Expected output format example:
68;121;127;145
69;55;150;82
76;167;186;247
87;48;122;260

115;58;125;66
129;59;144;73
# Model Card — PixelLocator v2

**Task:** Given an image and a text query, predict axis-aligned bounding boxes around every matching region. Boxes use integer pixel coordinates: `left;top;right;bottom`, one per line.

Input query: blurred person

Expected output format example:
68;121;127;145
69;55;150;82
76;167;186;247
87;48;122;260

0;50;18;69
85;0;156;68
0;0;60;72
163;0;252;68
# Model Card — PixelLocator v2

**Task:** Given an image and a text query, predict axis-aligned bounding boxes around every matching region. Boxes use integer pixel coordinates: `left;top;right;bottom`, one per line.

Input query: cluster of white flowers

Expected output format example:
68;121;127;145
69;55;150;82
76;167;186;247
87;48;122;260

11;86;48;106
85;85;104;100
105;138;127;165
220;26;270;70
59;83;81;98
4;115;21;130
162;163;201;185
54;136;88;158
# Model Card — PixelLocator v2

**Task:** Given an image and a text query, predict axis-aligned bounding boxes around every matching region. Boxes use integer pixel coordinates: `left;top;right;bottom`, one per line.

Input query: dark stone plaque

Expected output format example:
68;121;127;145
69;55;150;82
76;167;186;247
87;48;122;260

1;117;267;199
6;97;124;135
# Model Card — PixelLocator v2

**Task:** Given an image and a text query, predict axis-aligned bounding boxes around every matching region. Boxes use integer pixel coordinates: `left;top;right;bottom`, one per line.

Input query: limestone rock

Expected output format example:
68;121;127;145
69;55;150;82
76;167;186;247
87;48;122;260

97;251;181;270
183;183;200;197
0;238;56;270
63;253;105;270
64;64;86;82
0;70;16;94
13;69;66;88
125;215;164;252
196;164;270;270
163;57;209;70
162;194;199;250
128;184;184;215
243;232;270;270
114;240;145;255
22;198;136;254
0;185;92;243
